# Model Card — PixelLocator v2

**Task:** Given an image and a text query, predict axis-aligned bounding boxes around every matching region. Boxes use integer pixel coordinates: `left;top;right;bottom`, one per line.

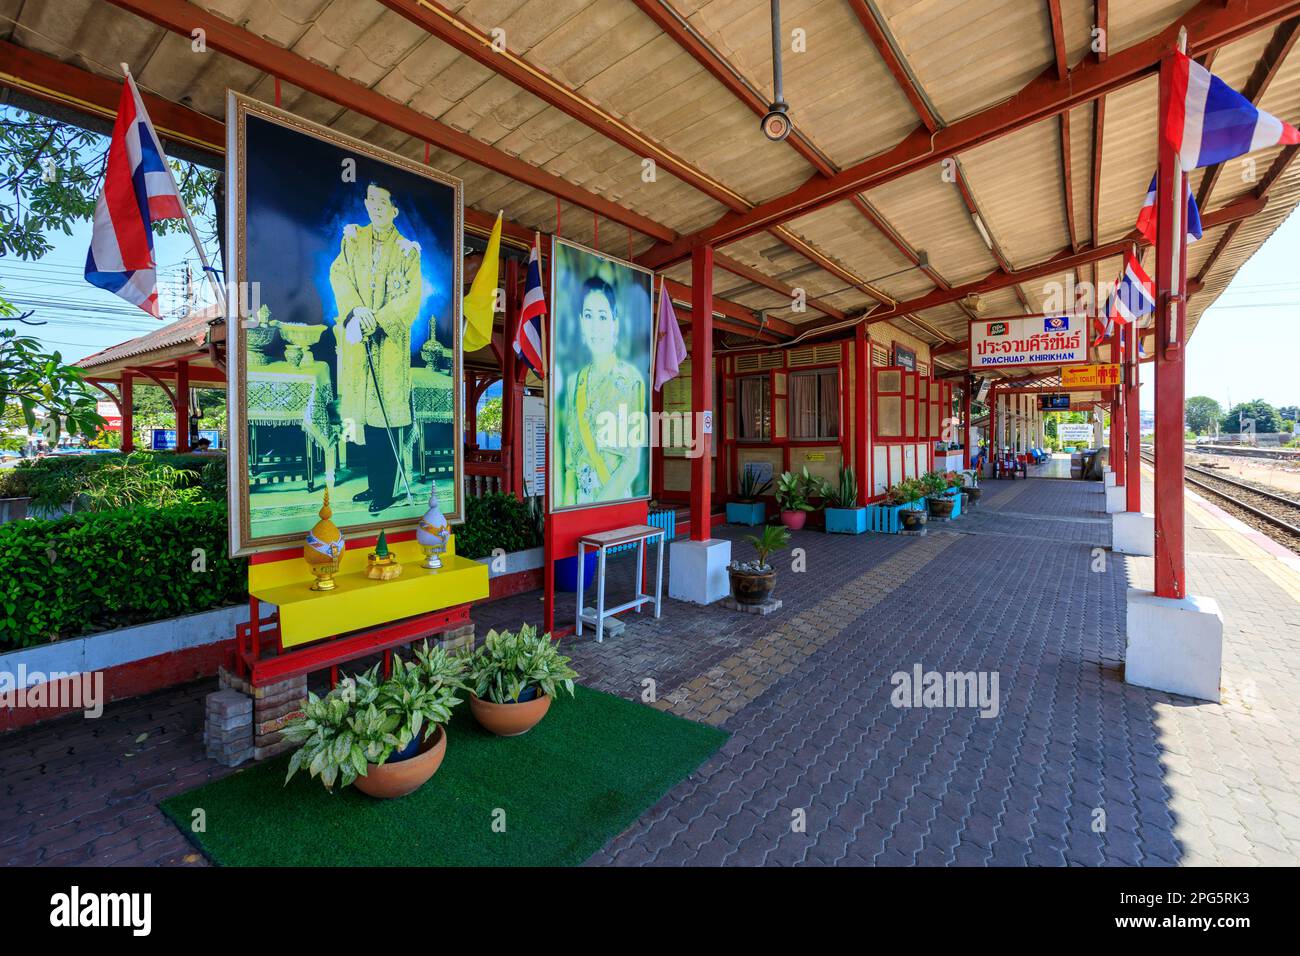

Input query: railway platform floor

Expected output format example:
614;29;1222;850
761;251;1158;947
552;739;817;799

2;473;1298;866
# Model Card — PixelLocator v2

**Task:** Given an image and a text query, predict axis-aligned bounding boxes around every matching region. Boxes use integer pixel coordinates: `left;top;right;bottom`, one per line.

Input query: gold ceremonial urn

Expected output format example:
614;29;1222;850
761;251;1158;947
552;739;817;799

303;488;345;591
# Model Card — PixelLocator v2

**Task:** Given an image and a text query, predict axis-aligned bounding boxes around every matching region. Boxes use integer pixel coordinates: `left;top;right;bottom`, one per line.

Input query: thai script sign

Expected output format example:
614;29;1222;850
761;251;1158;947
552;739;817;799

969;315;1086;368
1058;423;1094;443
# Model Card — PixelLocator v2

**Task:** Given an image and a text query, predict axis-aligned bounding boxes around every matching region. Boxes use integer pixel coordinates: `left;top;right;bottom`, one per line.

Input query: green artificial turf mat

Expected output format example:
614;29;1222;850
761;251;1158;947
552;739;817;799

161;685;727;866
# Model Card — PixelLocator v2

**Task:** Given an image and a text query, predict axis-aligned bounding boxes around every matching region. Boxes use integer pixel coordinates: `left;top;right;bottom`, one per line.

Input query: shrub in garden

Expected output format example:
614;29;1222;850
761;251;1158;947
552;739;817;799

0;501;246;649
453;492;544;560
0;451;217;511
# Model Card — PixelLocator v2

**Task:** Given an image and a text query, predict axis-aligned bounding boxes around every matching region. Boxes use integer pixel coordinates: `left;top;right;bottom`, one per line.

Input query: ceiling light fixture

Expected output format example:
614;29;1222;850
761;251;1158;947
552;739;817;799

761;0;792;142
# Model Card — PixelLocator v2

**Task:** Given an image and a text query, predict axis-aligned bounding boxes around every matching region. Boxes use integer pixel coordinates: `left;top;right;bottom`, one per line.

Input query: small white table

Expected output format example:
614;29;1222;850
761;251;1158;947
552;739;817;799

575;524;666;643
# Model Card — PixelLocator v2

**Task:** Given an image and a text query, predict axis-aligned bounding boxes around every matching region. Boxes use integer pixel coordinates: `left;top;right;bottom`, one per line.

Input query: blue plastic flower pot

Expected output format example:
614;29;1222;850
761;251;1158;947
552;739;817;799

554;552;597;592
726;501;766;526
387;736;422;763
824;506;867;534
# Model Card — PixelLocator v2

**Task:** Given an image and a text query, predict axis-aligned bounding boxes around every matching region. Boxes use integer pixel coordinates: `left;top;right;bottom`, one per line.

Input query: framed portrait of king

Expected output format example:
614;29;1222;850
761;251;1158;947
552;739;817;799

225;94;464;556
548;237;654;513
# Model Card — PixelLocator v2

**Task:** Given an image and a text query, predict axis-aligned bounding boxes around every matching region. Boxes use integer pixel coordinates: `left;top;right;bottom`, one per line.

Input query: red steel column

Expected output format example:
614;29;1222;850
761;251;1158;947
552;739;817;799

120;372;135;453
1111;333;1126;485
1125;327;1141;511
854;325;870;504
690;245;713;541
962;376;973;468
1154;50;1188;599
175;360;190;452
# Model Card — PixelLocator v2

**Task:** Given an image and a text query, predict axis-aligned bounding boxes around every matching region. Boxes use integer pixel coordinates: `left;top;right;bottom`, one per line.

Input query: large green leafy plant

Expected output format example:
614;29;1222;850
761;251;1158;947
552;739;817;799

282;643;468;791
737;524;790;572
467;624;578;704
453;492;545;560
775;466;822;512
919;471;948;498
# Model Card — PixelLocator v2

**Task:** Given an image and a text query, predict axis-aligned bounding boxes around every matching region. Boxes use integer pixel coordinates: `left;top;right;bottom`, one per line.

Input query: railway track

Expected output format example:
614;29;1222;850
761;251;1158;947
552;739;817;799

1141;452;1300;552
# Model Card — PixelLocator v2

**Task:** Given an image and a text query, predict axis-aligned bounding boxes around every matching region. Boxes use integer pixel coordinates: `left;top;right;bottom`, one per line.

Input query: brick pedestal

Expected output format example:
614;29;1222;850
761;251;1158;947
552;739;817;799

204;689;252;766
218;666;306;762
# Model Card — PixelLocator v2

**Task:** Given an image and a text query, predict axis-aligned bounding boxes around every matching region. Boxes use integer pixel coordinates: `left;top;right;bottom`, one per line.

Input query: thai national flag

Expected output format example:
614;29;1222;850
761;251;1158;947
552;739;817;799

1107;252;1156;327
85;73;184;318
1134;172;1202;244
513;238;546;379
1166;51;1300;170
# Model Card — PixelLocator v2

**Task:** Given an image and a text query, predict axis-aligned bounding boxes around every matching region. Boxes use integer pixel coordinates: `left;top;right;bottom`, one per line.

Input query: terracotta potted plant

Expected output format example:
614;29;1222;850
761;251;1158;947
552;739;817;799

467;624;578;736
922;470;954;519
726;466;771;526
963;469;982;504
775;466;817;530
281;642;467;799
727;523;790;605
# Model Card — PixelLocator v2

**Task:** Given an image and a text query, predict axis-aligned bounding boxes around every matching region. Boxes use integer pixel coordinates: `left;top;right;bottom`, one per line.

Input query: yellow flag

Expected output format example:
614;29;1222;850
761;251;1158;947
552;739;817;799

462;210;502;353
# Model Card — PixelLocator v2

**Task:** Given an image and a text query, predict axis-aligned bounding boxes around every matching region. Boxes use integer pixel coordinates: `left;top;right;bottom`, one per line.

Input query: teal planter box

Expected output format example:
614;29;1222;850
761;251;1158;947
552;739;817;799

726;501;766;526
864;500;925;534
824;506;867;534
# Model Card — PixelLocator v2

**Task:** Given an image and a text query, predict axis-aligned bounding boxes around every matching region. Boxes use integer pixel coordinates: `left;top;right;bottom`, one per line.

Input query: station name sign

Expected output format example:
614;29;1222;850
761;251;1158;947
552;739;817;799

969;315;1086;369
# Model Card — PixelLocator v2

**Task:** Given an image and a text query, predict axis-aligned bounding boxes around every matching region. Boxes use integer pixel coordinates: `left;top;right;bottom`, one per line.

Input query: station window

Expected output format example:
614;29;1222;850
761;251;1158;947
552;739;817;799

789;369;840;440
736;374;771;441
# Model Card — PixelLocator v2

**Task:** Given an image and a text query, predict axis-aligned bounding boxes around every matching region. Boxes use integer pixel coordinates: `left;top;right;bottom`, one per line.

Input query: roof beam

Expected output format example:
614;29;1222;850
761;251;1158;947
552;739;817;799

1195;16;1300;210
0;39;222;152
373;0;750;214
800;193;1265;334
637;0;1300;268
104;0;677;243
846;0;940;131
712;255;840;326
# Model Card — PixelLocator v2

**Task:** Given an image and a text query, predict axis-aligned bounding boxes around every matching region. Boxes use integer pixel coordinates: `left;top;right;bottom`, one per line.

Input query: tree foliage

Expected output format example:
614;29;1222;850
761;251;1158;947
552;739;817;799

1184;395;1222;435
0;108;218;260
0;328;104;440
1220;399;1282;435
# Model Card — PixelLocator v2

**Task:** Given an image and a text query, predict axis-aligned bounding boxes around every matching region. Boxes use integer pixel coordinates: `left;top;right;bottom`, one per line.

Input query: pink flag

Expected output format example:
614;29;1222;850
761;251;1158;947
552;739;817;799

653;277;686;392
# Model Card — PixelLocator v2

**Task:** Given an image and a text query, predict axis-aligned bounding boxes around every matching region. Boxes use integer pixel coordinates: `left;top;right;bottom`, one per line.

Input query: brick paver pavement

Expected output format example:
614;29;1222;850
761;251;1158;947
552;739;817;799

2;475;1298;866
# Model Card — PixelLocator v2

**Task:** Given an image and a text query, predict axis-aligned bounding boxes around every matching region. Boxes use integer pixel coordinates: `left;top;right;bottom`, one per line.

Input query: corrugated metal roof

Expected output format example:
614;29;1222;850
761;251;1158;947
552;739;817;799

4;0;1299;378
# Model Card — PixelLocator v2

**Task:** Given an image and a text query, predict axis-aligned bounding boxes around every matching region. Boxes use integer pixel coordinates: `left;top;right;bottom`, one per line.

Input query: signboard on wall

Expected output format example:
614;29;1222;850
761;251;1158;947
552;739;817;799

893;344;916;371
522;394;546;498
151;428;222;450
969;315;1086;369
1058;423;1093;443
95;400;122;431
1060;363;1121;388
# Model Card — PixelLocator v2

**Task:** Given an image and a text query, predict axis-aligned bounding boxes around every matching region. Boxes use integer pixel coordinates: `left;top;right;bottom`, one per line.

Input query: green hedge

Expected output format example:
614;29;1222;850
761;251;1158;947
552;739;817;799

0;491;540;650
454;492;544;560
0;501;247;650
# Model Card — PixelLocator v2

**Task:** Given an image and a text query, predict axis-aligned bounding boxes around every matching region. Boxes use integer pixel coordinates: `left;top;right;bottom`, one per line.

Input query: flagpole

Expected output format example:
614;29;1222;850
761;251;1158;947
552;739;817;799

120;64;226;318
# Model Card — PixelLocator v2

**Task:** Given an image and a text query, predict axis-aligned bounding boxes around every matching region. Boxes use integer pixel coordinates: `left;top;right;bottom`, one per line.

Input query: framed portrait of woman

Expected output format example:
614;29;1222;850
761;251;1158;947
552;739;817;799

225;93;464;556
548;237;654;513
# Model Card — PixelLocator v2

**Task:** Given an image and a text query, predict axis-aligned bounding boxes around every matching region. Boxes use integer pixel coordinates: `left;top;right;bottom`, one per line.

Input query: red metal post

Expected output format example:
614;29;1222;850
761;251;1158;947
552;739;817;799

963;376;973;468
175;359;190;452
1125;326;1141;511
690;245;713;541
1111;332;1126;486
1153;50;1188;600
542;234;555;636
120;372;134;453
854;325;870;504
